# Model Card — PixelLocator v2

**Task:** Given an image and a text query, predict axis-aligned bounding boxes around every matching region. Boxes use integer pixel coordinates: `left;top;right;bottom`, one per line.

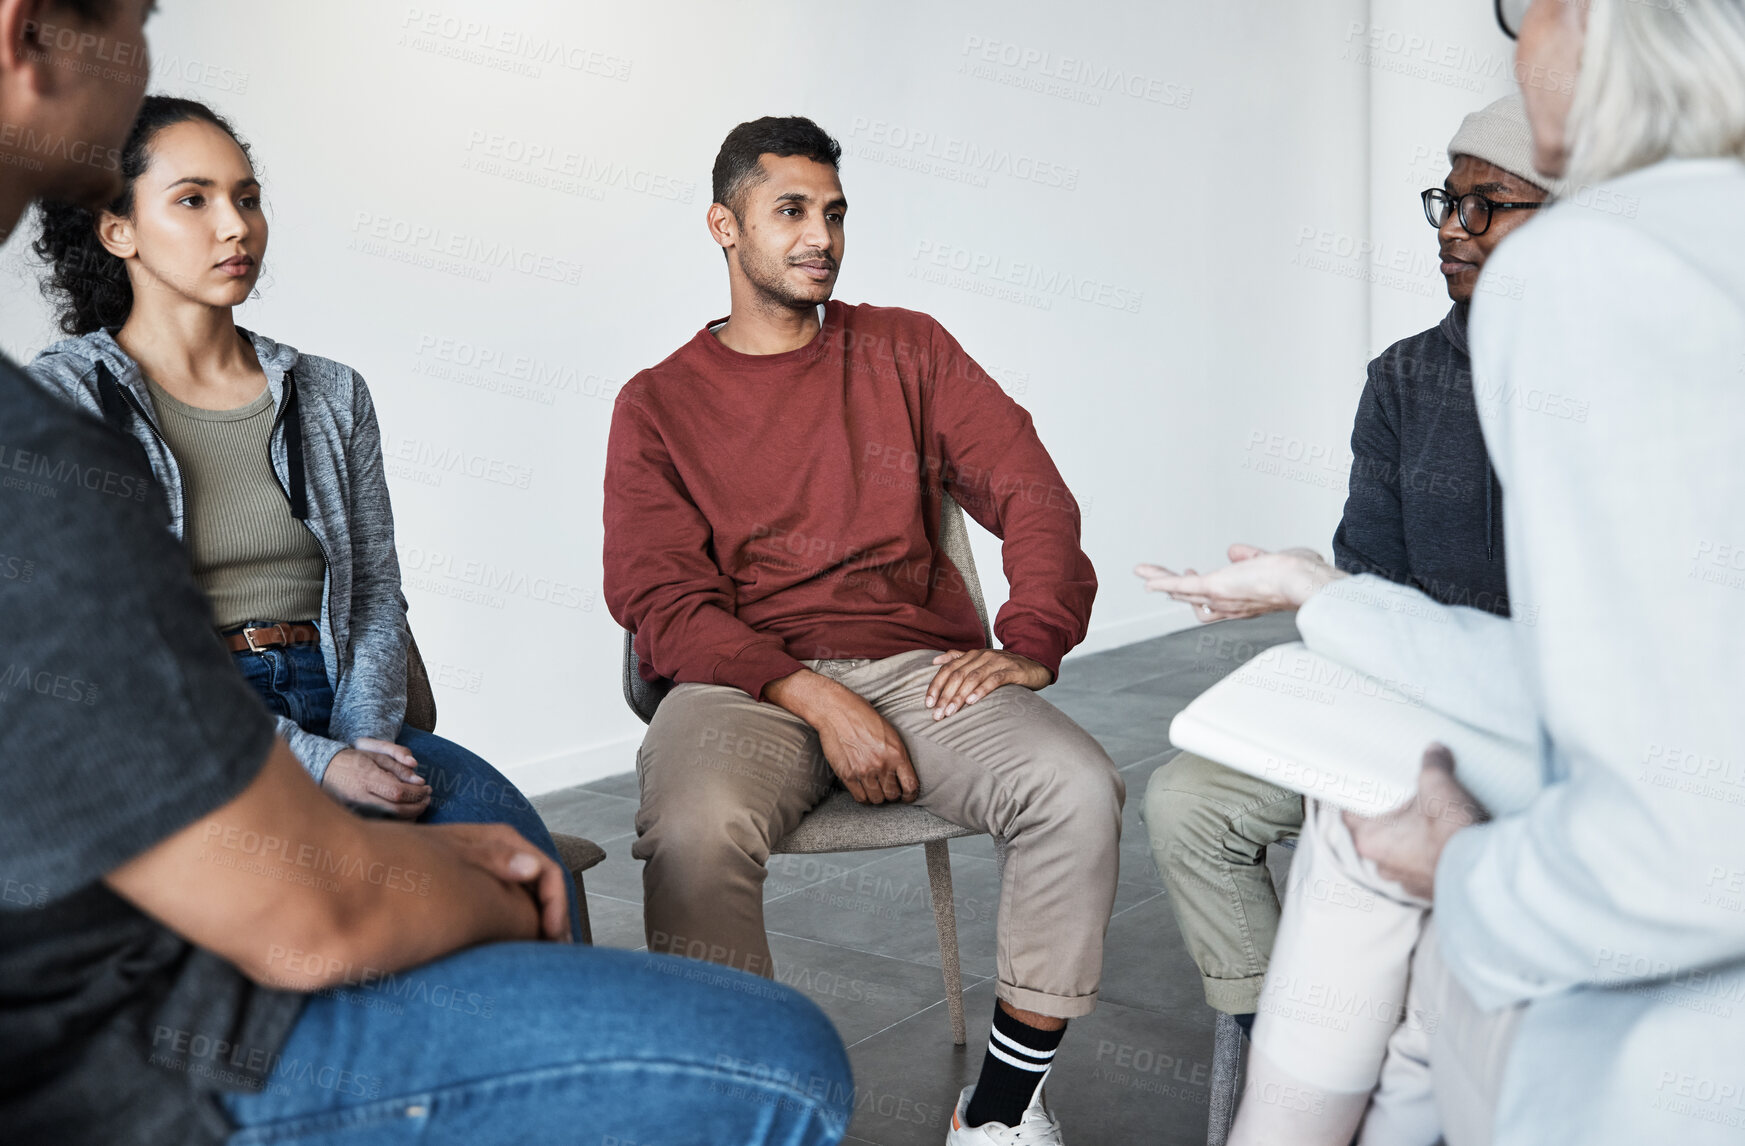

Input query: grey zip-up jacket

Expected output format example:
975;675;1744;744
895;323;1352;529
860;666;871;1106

27;329;408;782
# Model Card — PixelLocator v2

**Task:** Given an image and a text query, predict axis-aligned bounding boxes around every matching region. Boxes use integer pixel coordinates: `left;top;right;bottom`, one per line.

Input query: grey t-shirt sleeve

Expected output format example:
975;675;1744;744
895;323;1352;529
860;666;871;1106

0;384;275;900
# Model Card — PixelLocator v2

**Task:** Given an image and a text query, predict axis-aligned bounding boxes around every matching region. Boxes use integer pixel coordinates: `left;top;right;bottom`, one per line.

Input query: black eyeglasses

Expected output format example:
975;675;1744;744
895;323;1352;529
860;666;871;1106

1421;188;1542;235
1495;0;1529;39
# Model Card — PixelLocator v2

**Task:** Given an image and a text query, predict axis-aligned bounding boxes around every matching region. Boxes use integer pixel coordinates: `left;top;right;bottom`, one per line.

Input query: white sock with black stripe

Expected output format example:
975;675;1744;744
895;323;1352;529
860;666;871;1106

964;1005;1065;1127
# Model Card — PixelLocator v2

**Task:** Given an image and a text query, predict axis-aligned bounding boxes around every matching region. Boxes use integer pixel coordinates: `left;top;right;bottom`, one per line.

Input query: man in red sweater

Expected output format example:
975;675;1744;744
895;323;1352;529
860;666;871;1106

603;117;1122;1145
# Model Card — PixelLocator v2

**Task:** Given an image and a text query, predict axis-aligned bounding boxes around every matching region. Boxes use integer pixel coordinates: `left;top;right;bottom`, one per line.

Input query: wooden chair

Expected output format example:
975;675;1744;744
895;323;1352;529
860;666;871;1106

621;493;1000;1044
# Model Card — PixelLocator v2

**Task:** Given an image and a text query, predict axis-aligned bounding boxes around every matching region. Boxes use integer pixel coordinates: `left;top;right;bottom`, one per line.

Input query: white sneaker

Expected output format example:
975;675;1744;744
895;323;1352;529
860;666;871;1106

945;1082;1065;1145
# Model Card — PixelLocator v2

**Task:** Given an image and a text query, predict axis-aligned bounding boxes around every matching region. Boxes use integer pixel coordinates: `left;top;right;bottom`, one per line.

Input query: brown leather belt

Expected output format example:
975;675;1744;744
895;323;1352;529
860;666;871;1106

223;622;320;654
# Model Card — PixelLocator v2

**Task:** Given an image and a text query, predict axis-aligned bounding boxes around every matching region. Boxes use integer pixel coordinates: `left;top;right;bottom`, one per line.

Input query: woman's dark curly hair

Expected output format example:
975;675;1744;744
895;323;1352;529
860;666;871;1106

33;96;255;336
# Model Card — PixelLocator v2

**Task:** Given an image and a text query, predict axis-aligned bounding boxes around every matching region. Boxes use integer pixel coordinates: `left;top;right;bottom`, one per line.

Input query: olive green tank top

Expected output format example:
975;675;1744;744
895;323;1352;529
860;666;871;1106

145;377;326;630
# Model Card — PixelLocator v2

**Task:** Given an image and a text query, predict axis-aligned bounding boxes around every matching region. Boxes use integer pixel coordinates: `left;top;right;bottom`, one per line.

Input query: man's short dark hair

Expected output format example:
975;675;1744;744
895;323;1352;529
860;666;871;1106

48;0;120;19
711;116;841;218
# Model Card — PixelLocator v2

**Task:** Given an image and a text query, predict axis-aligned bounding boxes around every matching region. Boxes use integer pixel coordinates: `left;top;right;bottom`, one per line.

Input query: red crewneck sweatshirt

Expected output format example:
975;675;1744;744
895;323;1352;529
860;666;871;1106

603;300;1096;701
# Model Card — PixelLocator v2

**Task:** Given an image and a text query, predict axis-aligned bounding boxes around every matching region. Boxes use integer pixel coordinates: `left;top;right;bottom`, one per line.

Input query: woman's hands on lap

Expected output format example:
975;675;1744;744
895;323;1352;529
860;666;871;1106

322;741;430;819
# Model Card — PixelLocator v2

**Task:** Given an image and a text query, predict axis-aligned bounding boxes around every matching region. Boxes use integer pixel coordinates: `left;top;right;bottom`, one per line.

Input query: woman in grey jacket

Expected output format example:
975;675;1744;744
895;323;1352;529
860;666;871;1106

29;96;575;930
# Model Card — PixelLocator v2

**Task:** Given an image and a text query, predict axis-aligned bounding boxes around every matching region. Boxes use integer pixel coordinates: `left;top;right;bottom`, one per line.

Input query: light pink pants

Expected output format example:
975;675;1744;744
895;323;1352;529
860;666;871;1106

1229;799;1523;1146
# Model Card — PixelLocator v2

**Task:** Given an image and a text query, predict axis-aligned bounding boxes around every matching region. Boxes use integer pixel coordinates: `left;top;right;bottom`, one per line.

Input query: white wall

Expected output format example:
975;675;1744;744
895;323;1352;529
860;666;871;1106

1367;0;1531;353
0;1;1517;793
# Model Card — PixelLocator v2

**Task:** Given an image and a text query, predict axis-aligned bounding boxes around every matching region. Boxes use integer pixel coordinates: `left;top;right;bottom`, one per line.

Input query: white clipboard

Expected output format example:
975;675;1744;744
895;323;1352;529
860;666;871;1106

1168;642;1543;817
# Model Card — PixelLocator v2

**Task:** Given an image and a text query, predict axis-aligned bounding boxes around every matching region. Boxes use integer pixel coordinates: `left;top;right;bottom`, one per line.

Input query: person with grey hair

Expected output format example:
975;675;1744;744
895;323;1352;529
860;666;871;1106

1146;1;1745;1143
1136;92;1555;1064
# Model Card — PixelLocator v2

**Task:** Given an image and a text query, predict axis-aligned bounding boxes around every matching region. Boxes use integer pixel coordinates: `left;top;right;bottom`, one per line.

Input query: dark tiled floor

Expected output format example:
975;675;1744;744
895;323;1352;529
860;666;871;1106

534;613;1301;1145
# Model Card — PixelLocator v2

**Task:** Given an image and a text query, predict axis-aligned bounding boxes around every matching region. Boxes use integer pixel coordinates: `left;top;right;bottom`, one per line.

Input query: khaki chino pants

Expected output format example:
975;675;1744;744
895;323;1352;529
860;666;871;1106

1142;751;1305;1013
631;649;1125;1018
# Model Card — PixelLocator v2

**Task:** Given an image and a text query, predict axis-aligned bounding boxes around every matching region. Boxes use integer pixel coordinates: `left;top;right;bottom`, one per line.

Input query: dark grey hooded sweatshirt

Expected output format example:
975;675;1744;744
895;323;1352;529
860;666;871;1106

1333;304;1511;617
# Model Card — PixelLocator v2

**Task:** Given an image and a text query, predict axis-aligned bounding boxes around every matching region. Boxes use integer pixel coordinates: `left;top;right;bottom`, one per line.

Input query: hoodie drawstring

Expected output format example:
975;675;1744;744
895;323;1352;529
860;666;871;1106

95;360;129;429
282;369;308;520
94;360;156;477
1485;467;1496;562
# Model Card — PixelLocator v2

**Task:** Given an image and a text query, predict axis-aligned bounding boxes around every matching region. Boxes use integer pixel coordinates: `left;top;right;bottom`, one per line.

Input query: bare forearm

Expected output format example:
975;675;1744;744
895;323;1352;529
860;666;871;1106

108;740;540;991
763;666;836;726
295;820;539;986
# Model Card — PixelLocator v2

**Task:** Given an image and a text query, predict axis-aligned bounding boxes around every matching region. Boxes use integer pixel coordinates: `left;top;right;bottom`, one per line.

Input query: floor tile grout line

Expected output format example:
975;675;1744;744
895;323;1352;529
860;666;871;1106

582;891;642;907
536;794;640;815
568;833;954;912
551;788;639;802
1119;748;1180;770
590;880;1165;920
590;912;1001;1027
842;976;996;1051
560;829;636;848
1108;890;1163;920
761;848;916;907
764;927;989;981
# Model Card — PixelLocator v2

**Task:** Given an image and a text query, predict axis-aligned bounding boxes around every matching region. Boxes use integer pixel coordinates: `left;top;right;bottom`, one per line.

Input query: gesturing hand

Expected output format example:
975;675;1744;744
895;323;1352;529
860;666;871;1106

1342;745;1486;900
1135;543;1345;622
426;822;572;942
321;746;430;819
925;648;1052;721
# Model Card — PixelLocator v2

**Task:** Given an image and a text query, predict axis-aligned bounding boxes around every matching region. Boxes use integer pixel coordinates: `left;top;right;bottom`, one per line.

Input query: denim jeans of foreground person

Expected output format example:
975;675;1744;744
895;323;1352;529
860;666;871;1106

232;639;583;941
219;942;853;1145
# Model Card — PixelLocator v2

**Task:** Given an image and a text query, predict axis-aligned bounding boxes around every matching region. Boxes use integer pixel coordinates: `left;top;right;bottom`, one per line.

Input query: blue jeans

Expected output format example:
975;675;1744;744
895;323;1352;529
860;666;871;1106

233;638;582;940
221;942;852;1144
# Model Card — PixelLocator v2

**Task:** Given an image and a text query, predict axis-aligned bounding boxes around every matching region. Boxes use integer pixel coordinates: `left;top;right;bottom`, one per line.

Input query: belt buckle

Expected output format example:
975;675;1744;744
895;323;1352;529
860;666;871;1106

244;622;291;653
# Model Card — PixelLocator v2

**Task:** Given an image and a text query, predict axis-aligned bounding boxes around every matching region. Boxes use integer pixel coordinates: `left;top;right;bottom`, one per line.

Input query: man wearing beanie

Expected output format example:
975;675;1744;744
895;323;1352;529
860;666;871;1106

1140;93;1556;1085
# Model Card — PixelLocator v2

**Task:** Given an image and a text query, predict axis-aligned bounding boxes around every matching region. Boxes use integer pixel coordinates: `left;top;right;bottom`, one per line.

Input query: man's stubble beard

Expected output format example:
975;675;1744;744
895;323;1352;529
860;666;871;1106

738;241;833;312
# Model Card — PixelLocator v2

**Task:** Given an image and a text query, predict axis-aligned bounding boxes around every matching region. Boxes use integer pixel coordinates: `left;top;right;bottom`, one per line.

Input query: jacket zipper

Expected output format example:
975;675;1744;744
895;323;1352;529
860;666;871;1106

267;384;296;511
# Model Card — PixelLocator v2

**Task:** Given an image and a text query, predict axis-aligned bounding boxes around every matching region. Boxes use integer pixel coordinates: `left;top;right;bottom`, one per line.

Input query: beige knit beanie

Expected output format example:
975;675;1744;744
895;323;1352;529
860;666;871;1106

1447;93;1569;197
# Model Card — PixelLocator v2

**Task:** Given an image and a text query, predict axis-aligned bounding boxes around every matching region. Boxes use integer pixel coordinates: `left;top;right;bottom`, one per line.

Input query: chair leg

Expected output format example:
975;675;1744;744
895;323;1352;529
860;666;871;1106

924;839;968;1046
1207;1011;1245;1146
576;874;594;946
